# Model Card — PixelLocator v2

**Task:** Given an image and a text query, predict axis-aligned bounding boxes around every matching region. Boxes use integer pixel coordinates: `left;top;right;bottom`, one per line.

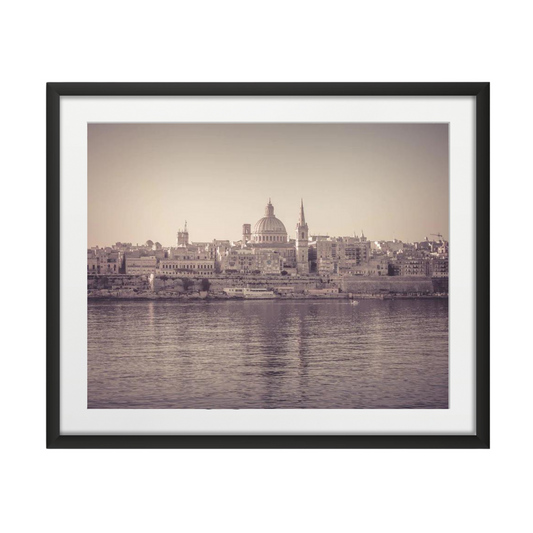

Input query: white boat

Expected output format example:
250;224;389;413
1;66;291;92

223;287;245;297
243;288;276;299
350;300;359;306
223;287;277;299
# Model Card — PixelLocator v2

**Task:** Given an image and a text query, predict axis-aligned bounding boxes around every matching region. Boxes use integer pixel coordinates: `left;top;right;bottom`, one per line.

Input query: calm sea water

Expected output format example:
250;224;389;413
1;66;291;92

88;299;448;409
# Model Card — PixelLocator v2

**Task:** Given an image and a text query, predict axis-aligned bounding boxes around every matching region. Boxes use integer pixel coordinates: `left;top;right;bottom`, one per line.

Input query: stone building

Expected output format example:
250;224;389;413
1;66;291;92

389;257;430;277
316;234;371;275
87;251;98;273
219;248;255;273
125;256;157;275
429;257;449;278
158;258;215;275
253;250;282;275
159;240;216;275
87;248;124;274
218;247;282;275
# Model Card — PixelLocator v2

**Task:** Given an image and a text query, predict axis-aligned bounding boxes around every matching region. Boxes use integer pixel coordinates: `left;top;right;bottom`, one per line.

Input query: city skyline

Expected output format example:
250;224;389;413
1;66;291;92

88;207;446;250
88;123;449;247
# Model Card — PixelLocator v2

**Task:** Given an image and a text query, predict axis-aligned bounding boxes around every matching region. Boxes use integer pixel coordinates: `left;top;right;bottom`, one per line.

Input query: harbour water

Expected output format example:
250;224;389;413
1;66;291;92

88;299;448;409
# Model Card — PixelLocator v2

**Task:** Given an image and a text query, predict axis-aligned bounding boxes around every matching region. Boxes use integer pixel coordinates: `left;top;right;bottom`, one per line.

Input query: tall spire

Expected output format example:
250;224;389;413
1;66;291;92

184;220;188;232
296;198;309;274
299;198;306;225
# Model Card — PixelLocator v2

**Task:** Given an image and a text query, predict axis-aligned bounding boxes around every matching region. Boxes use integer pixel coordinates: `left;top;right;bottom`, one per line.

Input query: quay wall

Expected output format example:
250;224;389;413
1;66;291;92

88;274;446;298
341;276;435;294
88;274;324;294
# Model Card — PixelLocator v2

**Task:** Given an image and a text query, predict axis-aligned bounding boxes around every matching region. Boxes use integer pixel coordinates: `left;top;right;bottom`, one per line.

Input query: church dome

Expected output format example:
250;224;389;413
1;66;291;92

254;216;287;234
252;200;288;243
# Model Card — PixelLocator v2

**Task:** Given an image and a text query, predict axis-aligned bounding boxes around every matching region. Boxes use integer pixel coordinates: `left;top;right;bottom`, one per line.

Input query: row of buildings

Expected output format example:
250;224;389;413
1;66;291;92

87;199;449;279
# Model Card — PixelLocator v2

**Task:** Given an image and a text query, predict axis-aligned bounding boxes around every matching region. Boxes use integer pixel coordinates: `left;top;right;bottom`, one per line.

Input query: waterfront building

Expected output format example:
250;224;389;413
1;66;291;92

318;257;335;275
307;287;339;296
429;257;449;278
87;251;98;273
316;235;371;275
158;258;215;275
87;248;124;274
254;249;282;275
125;256;157;275
101;251;122;274
342;256;389;276
389;257;430;277
168;244;213;262
160;241;216;275
218;247;282;275
87;197;447;283
219;248;255;273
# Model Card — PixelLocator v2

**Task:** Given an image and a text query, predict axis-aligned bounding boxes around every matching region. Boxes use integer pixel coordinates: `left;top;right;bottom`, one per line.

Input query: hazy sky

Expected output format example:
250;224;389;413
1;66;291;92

88;123;448;247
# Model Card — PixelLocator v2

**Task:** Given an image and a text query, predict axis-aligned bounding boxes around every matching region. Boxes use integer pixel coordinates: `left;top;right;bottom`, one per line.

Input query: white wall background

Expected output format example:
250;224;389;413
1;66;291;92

0;1;530;532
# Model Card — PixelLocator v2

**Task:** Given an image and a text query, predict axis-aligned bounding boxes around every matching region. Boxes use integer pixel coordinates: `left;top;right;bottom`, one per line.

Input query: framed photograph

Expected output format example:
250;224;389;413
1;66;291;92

47;82;489;448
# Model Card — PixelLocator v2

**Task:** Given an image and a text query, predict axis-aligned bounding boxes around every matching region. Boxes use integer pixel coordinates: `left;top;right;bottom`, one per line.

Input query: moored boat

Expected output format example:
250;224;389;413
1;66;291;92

223;287;277;299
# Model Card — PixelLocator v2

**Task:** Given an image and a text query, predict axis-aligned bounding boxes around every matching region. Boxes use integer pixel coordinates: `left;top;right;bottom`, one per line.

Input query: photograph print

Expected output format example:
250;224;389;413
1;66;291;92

87;122;449;410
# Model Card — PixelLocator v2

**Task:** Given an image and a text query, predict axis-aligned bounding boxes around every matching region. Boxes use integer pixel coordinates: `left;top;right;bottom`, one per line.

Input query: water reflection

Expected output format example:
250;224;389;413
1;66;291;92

88;299;448;409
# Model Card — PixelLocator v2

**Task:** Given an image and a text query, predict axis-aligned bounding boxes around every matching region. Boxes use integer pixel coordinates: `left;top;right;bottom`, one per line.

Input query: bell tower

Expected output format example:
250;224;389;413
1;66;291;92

242;223;251;243
296;199;309;274
177;220;189;247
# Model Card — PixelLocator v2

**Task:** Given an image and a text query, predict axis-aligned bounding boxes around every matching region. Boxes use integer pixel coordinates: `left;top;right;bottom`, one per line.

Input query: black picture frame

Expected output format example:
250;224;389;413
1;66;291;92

47;82;489;449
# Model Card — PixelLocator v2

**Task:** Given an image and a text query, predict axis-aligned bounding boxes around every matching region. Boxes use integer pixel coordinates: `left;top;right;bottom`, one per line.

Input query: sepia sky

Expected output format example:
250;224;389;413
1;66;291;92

88;123;448;247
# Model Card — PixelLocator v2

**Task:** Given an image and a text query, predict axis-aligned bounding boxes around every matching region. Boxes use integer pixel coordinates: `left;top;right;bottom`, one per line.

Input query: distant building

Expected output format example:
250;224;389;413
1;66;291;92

218;247;281;275
158;258;215;275
390;257;429;277
429;257;448;278
87;248;124;274
125;256;157;275
87;198;448;283
316;235;371;275
177;221;189;247
254;249;282;275
87;251;98;273
373;240;404;253
219;248;254;273
159;240;216;275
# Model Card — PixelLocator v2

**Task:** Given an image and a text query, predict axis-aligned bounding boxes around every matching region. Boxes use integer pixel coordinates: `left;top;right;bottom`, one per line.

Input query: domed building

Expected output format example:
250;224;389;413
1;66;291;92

237;198;309;273
251;199;288;243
